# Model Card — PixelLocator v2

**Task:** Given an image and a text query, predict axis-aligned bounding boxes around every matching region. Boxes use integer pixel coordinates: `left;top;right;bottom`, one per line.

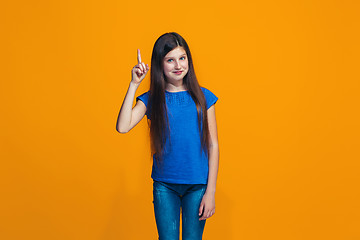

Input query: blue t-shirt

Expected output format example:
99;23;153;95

136;87;218;184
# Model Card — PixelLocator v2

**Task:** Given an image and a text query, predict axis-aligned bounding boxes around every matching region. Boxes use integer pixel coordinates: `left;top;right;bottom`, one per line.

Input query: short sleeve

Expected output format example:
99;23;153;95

136;91;150;118
201;87;218;110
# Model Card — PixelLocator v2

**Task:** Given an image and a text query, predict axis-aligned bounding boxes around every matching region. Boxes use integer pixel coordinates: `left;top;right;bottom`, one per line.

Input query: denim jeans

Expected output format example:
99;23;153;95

153;180;207;240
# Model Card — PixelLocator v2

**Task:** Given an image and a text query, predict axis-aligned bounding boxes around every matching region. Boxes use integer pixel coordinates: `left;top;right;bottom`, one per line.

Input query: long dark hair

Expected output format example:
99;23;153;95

147;32;210;166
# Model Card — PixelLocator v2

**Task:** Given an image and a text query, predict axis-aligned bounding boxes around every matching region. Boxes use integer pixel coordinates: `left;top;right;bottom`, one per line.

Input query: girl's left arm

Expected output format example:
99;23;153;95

199;104;219;220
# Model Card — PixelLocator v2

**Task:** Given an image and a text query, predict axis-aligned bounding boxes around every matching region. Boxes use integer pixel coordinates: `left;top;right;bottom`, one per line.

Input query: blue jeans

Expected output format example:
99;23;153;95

153;180;207;240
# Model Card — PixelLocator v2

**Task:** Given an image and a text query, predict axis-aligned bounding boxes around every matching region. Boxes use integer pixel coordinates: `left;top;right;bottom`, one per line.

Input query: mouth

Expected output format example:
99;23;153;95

173;71;183;75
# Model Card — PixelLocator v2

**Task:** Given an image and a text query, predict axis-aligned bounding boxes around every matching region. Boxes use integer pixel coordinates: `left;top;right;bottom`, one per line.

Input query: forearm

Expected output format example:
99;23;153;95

116;81;140;133
206;144;219;194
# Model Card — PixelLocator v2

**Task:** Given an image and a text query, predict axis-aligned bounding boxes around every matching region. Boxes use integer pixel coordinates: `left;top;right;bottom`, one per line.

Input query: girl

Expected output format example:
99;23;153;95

116;32;219;240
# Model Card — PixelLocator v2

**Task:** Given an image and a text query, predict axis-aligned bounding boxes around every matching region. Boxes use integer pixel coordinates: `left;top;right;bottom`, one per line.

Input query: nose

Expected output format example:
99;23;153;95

174;60;181;69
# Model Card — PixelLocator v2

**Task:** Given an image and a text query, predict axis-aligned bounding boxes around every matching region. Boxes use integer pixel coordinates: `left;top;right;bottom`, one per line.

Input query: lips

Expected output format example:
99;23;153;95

173;71;183;74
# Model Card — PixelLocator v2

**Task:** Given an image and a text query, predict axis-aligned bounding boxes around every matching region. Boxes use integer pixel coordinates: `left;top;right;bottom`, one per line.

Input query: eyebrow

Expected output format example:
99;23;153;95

164;54;187;59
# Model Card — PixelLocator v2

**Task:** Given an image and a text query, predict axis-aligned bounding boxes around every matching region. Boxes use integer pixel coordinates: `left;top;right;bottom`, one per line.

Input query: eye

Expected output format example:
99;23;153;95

180;56;186;60
167;59;173;62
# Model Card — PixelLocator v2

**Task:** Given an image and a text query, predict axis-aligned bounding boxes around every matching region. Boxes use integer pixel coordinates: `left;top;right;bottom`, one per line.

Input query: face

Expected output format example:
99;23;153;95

163;46;189;83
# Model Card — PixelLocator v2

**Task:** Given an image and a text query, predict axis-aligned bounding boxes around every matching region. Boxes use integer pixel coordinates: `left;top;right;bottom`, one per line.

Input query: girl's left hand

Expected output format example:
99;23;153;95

198;191;215;220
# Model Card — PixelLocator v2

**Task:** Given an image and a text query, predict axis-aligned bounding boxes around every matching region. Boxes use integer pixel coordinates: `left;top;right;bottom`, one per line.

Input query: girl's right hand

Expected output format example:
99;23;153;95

131;49;150;85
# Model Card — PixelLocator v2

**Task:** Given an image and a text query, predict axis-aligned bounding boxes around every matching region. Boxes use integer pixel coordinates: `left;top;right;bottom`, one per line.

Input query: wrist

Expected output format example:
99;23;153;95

129;81;140;88
205;187;216;195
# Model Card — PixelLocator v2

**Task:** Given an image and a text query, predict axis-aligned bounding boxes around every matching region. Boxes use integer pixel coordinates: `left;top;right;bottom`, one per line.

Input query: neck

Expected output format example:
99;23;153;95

165;80;186;92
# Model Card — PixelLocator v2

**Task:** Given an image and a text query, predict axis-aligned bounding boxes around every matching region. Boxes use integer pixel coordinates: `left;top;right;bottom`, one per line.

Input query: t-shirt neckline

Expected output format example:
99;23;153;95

165;90;188;93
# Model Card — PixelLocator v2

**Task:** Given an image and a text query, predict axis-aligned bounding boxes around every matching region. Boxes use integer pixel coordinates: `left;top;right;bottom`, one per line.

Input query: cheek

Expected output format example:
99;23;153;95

163;63;171;72
163;65;172;78
182;60;189;69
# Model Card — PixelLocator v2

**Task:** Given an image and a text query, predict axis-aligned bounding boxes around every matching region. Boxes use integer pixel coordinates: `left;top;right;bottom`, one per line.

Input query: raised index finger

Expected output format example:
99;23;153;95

137;49;142;64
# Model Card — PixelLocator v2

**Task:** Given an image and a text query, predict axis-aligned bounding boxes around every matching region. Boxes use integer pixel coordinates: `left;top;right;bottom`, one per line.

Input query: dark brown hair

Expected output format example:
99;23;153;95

147;32;210;166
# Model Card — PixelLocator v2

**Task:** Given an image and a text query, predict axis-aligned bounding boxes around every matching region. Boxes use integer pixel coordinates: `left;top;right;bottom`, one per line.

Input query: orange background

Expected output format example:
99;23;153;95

1;0;359;239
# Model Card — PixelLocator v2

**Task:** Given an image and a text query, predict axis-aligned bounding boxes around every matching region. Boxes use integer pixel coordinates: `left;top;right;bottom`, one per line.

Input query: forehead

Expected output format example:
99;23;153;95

164;47;187;59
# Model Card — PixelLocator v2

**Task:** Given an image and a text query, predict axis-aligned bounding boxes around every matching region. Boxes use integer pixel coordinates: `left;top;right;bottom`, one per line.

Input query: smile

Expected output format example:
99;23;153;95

173;71;183;75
